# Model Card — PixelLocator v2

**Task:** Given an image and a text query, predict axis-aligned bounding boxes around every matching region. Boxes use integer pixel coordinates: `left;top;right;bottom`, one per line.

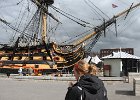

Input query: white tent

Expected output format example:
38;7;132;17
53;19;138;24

91;55;102;64
83;56;91;63
84;55;102;64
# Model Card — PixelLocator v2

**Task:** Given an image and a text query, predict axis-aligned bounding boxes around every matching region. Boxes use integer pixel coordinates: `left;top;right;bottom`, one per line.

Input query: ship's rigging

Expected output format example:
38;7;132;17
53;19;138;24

0;0;140;74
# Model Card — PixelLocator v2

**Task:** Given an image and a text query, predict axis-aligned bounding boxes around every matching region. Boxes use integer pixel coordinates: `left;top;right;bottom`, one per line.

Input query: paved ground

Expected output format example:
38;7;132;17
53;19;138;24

0;76;140;100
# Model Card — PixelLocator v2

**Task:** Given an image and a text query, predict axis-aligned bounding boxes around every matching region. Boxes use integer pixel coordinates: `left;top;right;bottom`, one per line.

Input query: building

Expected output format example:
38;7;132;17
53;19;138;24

101;51;140;77
100;48;134;58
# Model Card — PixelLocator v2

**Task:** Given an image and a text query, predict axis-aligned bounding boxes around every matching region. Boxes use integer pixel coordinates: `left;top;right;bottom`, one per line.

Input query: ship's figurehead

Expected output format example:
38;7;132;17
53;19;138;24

38;0;54;5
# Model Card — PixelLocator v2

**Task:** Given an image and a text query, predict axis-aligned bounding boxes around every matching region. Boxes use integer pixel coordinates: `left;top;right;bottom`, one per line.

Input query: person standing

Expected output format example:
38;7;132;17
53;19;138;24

29;67;33;75
65;60;108;100
6;71;11;78
18;67;22;76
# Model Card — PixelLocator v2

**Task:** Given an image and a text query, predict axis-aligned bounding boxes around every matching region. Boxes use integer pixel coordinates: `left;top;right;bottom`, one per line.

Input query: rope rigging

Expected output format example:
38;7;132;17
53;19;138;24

0;9;42;46
118;9;139;35
83;0;106;24
61;28;94;45
47;9;61;40
84;0;110;20
11;4;30;44
0;0;22;9
50;5;90;25
50;5;91;27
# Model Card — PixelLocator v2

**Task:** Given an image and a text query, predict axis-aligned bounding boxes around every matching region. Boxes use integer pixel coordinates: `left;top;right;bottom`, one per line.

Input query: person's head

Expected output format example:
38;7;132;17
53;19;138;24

73;60;97;80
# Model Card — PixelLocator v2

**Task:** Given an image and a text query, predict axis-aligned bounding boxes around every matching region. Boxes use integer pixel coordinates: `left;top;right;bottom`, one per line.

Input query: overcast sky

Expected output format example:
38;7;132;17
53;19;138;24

0;0;140;56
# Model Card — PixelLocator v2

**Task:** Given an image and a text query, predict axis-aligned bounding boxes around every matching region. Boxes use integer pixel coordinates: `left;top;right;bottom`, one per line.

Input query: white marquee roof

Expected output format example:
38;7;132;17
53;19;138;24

84;55;102;64
102;51;140;59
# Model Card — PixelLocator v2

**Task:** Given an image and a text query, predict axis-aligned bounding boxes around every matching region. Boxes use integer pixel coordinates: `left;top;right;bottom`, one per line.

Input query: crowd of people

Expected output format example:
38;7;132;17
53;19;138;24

18;67;33;76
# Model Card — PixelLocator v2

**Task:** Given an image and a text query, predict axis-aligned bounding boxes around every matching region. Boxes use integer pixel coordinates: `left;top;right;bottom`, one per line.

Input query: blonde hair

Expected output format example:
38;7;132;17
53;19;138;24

74;60;97;75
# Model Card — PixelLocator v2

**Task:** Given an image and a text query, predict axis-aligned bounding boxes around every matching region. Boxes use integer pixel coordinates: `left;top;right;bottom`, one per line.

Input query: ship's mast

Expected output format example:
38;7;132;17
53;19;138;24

41;3;47;43
73;2;140;47
31;0;55;43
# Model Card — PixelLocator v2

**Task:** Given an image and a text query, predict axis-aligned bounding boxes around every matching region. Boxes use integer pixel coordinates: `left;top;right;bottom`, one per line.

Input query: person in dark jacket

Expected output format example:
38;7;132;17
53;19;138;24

65;60;108;100
6;71;11;78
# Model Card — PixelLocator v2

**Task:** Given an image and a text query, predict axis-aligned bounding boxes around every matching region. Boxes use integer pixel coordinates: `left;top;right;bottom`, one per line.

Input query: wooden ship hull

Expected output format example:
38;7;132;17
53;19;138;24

0;42;85;75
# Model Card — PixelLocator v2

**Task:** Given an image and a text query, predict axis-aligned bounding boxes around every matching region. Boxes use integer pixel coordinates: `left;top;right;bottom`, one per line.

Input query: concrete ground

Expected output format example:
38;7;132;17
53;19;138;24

0;76;140;100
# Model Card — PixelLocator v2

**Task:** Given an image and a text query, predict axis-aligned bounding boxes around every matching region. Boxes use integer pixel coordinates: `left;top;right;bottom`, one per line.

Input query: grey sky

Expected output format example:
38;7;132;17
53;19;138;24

0;0;140;56
54;0;140;56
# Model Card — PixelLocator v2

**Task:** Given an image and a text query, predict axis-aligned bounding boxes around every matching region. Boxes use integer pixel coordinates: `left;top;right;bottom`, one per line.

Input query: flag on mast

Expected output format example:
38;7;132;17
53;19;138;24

112;4;118;8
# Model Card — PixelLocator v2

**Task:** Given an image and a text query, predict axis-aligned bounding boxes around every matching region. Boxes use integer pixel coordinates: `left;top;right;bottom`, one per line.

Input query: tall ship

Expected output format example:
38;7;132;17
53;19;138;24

0;0;140;75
